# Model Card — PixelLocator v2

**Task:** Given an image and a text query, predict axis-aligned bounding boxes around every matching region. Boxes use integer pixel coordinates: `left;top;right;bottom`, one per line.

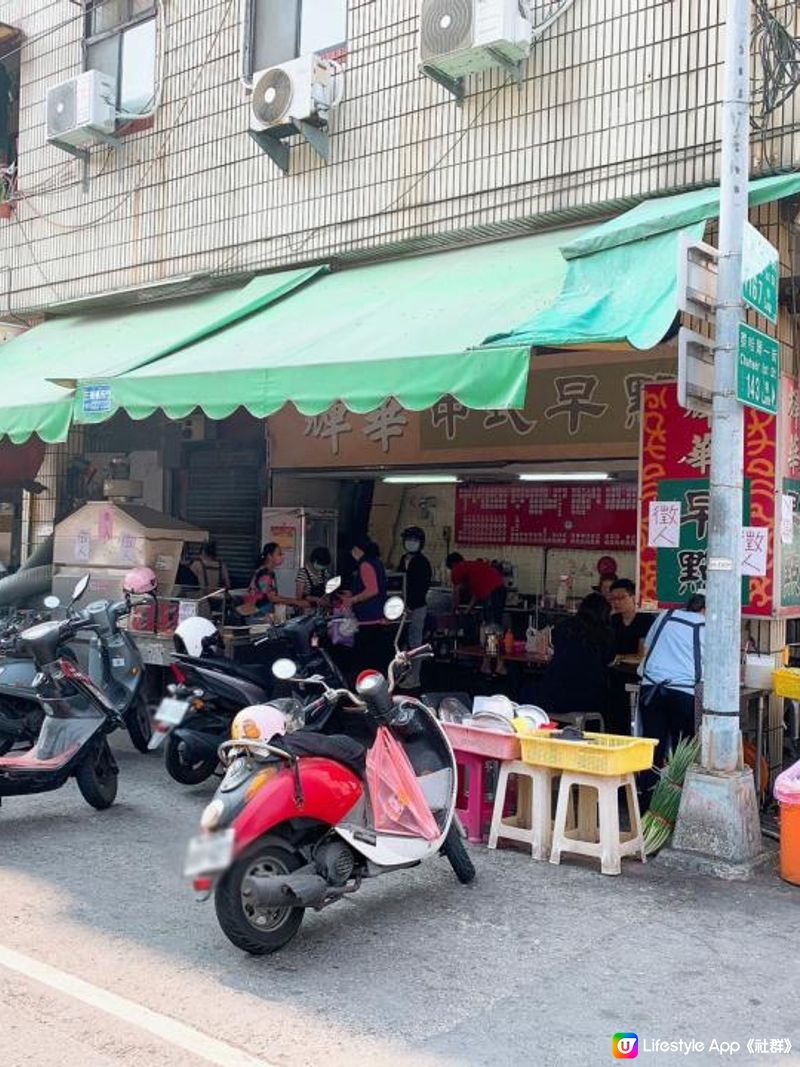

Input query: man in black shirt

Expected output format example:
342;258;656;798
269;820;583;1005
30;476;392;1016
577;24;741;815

398;525;432;689
608;578;653;734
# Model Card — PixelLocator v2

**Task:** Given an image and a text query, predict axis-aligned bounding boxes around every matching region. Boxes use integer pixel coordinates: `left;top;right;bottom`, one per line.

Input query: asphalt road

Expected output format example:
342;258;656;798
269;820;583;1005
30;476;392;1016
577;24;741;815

1;736;799;1067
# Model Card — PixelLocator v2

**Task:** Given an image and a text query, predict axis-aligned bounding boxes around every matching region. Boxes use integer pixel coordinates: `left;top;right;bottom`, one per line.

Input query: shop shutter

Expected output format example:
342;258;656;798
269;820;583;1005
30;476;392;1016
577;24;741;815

184;446;262;588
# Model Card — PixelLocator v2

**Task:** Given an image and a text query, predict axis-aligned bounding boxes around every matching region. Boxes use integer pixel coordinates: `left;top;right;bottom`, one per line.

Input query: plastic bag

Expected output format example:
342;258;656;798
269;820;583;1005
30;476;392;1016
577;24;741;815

328;611;358;647
774;758;800;805
366;726;440;840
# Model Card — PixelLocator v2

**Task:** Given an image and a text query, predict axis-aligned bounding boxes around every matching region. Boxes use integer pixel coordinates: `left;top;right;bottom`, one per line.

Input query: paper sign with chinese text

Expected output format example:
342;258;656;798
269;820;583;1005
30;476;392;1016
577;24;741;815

741;527;769;576
648;501;681;548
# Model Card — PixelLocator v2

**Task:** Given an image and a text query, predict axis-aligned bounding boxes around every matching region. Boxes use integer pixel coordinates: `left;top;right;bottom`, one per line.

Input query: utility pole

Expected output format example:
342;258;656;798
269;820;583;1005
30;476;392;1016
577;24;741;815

665;0;765;876
702;0;750;770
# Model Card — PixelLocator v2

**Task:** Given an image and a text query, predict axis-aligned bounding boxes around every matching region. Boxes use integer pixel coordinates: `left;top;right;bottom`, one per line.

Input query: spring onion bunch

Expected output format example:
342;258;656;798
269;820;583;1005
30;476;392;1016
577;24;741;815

642;735;701;855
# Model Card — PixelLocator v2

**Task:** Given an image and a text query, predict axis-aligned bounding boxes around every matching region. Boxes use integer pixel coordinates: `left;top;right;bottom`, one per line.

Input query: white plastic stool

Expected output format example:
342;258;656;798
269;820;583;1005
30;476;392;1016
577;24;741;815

488;760;558;860
550;770;645;876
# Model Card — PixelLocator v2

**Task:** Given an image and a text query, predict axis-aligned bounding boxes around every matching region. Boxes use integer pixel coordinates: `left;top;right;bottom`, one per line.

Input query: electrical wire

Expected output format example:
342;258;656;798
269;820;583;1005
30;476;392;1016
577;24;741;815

752;0;800;129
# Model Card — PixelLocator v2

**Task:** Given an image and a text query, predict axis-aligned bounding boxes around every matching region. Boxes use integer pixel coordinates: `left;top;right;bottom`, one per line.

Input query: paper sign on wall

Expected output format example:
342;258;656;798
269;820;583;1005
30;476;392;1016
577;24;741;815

648;501;682;548
781;495;795;545
741;527;769;576
75;530;91;563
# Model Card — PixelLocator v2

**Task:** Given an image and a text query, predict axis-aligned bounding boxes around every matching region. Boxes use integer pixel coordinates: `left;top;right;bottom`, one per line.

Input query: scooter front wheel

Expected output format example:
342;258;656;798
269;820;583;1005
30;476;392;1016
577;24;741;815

164;734;218;785
124;694;153;754
440;821;476;884
214;841;305;955
75;738;118;810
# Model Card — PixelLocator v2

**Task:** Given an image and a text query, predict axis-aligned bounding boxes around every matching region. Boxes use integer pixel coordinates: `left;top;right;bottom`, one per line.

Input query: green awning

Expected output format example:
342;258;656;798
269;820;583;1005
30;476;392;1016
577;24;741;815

488;173;800;351
561;172;800;260
0;267;323;443
75;228;592;423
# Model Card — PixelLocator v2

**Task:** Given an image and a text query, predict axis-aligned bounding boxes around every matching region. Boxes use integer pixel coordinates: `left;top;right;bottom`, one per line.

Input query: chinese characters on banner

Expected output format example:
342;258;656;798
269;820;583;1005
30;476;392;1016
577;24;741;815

456;483;638;550
779;378;800;609
638;382;777;616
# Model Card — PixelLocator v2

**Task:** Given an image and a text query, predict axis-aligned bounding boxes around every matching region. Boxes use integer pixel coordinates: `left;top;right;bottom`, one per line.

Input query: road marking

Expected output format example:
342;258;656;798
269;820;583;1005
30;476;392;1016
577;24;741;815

0;943;275;1067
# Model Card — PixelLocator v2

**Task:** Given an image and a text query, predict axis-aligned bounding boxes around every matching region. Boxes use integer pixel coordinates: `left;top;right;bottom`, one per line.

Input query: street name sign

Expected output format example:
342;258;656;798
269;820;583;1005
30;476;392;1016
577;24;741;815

737;323;779;415
742;223;779;324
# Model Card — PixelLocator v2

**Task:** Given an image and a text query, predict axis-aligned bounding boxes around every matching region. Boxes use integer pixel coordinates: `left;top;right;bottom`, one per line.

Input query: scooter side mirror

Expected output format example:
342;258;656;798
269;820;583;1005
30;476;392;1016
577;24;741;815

43;595;61;610
272;658;298;681
71;574;90;605
325;576;342;595
383;596;405;622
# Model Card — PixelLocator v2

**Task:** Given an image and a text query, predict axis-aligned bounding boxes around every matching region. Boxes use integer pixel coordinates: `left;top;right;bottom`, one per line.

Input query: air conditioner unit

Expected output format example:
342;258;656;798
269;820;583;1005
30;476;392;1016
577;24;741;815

420;0;532;78
46;70;117;148
250;54;344;132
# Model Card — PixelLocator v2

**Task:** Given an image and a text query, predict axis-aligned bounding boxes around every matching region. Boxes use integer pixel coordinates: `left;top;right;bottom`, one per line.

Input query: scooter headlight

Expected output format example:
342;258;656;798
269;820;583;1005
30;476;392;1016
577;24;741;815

200;798;225;831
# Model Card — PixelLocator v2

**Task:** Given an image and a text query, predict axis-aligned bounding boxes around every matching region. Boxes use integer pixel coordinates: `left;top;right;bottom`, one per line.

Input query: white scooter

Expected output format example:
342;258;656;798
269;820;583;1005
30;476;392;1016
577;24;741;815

184;596;475;956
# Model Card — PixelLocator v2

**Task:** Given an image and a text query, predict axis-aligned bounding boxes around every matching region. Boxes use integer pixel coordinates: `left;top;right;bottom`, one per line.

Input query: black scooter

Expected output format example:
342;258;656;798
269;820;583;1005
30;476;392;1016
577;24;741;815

0;584;152;755
152;580;347;785
0;576;150;810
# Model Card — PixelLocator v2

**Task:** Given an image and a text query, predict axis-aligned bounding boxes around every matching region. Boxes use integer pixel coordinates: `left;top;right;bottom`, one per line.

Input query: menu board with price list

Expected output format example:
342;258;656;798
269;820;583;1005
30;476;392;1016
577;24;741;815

455;483;638;549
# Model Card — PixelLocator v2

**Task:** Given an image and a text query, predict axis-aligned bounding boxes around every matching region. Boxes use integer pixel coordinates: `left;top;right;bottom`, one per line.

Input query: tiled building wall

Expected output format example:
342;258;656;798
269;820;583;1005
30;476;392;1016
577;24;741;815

0;0;771;312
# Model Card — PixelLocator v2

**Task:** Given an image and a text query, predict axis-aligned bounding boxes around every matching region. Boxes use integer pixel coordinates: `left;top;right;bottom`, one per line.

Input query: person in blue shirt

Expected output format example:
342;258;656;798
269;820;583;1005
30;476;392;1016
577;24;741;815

638;592;706;803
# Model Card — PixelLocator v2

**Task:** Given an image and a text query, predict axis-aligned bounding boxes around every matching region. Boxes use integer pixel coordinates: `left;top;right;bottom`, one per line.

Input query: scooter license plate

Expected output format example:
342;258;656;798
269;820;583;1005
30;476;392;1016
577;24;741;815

184;829;235;878
156;696;191;727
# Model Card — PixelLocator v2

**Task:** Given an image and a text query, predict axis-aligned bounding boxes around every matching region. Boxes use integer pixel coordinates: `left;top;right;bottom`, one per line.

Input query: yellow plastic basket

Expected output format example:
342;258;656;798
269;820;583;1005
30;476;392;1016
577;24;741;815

773;667;800;700
519;731;658;776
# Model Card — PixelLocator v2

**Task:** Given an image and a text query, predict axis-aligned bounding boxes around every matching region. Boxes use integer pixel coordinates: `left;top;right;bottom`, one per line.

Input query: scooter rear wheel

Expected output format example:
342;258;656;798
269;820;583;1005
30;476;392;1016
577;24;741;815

215;841;305;955
124;694;153;754
75;738;118;810
164;734;218;785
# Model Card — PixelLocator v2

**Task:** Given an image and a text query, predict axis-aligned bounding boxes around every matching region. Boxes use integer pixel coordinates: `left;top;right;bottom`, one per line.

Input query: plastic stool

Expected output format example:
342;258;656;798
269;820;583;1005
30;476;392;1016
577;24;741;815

549;711;606;733
453;750;495;843
488;760;559;860
550;770;645;876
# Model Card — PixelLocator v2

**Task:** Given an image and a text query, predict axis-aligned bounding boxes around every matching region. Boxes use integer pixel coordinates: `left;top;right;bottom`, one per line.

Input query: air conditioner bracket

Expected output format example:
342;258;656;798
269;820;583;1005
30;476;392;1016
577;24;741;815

420;64;465;105
49;131;123;191
249;118;330;174
484;48;525;86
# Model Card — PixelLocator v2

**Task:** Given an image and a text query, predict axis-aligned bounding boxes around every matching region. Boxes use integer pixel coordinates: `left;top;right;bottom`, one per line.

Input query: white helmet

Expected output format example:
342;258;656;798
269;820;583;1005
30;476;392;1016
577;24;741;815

231;704;286;743
173;616;219;657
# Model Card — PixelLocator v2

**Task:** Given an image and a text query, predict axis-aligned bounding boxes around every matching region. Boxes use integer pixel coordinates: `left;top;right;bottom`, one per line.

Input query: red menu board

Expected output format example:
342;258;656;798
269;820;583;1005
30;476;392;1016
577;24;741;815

455;482;638;549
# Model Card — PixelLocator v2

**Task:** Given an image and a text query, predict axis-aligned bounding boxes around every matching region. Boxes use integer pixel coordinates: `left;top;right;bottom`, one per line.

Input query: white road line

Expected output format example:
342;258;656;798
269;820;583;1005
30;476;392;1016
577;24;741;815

0;942;275;1067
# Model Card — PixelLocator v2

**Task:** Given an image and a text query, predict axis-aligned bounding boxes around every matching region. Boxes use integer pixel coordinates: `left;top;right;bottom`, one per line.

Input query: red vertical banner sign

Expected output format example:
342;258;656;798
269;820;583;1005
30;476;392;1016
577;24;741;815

639;382;776;617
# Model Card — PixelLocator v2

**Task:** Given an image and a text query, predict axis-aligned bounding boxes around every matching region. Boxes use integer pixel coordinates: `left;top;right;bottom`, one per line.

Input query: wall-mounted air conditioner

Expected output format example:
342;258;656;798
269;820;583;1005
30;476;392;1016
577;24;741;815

250;54;344;132
46;70;116;149
420;0;532;79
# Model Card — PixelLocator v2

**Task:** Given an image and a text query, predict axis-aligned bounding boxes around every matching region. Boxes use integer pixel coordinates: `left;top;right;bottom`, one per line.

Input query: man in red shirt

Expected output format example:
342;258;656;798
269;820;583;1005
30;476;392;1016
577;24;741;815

446;553;507;624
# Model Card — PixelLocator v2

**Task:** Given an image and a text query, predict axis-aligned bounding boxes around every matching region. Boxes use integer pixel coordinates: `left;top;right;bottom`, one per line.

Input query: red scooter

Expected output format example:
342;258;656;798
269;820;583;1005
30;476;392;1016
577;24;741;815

185;596;474;955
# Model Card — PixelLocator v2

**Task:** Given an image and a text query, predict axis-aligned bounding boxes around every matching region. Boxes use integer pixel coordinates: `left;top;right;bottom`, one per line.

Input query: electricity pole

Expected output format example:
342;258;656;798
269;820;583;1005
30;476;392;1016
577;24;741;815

666;0;764;875
702;0;750;769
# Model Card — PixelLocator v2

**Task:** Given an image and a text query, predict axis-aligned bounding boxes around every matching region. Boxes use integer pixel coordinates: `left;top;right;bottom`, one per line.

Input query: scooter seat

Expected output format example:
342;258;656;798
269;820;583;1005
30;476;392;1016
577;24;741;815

278;732;366;776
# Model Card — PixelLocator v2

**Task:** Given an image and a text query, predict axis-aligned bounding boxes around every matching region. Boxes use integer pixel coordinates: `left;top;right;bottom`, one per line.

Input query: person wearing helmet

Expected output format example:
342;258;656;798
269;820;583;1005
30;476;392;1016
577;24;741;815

398;526;432;689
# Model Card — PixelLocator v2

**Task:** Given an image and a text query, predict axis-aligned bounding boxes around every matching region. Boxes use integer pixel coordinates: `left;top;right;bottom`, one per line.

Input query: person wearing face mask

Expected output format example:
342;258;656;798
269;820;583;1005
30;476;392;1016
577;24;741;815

295;546;332;611
397;526;432;689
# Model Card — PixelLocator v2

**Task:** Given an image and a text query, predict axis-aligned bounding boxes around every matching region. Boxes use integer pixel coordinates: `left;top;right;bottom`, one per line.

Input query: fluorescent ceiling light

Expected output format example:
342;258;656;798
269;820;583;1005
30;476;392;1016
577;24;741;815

518;472;611;482
383;475;460;484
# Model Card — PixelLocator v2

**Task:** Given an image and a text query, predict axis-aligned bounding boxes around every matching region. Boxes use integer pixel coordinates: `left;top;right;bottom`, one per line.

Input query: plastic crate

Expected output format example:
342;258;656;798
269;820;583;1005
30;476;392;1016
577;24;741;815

441;721;521;761
519;731;657;776
773;668;800;700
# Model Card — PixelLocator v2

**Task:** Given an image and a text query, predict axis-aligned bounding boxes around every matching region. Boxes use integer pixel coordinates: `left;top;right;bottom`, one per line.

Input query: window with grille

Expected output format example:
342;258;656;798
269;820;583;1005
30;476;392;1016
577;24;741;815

243;0;347;81
84;1;158;117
